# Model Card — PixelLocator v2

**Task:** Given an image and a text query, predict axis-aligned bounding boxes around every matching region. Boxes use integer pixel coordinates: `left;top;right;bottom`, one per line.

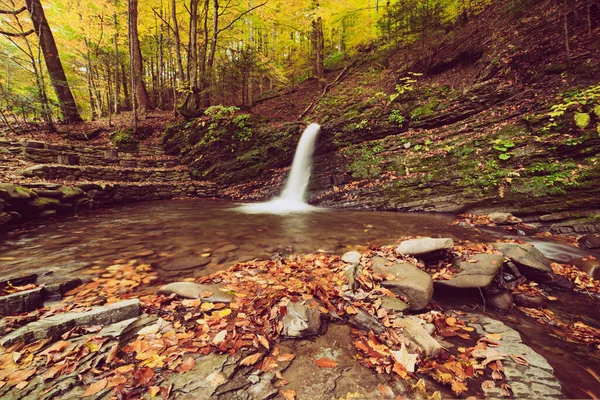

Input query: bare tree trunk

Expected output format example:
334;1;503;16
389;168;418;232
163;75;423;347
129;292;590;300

113;0;120;113
189;0;199;88
128;0;150;116
25;0;82;123
563;0;571;69
204;0;219;107
171;0;185;83
121;62;130;103
312;17;324;89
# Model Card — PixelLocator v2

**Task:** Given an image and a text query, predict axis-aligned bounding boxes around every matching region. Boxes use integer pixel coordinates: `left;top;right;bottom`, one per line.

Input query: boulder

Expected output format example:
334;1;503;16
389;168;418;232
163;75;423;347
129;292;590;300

492;243;554;283
59;185;85;200
281;302;321;338
396;237;454;256
371;256;433;311
341;251;362;264
436;253;504;289
349;309;385;334
570;257;600;280
487;292;513;312
158;282;233;303
1;299;141;346
0;212;10;226
26;196;62;212
577;235;600;249
396;316;442;357
488;212;522;225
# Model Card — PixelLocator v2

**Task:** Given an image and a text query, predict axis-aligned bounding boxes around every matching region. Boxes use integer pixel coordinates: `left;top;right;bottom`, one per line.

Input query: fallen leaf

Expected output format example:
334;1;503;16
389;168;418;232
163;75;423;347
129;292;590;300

485;333;502;341
257;335;270;350
213;330;227;345
83;378;108;397
241;353;264;366
314;357;338;368
149;386;161;397
280;389;296;400
106;375;127;389
277;353;296;362
377;383;394;398
390;343;418;373
180;357;196;373
451;380;468;394
509;354;529;366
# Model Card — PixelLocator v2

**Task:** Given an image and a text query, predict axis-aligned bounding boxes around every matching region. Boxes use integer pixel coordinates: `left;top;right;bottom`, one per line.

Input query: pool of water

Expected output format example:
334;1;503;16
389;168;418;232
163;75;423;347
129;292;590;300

0;199;598;398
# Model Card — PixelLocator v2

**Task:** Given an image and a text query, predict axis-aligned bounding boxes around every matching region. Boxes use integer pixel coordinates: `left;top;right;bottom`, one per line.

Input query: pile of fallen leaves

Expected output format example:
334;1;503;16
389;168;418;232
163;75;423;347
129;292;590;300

511;282;556;301
453;214;494;227
551;262;600;294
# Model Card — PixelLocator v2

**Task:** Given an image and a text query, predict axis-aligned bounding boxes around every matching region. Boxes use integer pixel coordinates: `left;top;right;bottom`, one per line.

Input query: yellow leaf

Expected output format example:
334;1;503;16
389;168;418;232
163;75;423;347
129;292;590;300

148;386;161;397
201;302;215;312
212;308;232;318
281;389;296;400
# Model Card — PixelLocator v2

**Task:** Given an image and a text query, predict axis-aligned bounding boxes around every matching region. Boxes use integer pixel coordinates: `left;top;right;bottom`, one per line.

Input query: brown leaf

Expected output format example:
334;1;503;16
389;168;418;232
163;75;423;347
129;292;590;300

83;378;108;397
451;380;468;394
280;389;296;400
257;335;270;350
509;354;529;366
314;357;338;368
377;383;394;398
106;375;127;389
180;357;196;373
261;356;279;372
135;367;155;385
276;353;296;362
106;344;119;364
241;353;264;366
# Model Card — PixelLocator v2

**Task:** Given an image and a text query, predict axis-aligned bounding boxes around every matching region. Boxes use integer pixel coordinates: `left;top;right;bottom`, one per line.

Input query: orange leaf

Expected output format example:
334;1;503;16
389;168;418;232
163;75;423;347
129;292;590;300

257;335;270;350
180;356;196;373
106;375;126;389
314;358;338;368
148;386;161;397
345;305;359;315
276;353;296;362
83;378;108;397
241;353;263;366
377;383;394;397
280;389;296;400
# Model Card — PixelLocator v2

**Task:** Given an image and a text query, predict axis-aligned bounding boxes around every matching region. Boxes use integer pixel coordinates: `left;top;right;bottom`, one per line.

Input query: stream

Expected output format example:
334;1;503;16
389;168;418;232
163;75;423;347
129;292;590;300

0;199;598;398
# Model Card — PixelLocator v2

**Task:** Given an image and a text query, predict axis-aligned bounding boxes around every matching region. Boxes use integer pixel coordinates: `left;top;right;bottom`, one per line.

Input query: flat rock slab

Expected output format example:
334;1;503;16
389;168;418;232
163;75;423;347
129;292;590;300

0;287;44;316
158;282;233;303
396;237;454;256
493;243;554;283
371;256;433;311
281;301;322;338
349;309;385;334
464;313;562;399
161;256;211;271
0;298;140;346
381;296;410;313
436;253;504;289
396;316;442;358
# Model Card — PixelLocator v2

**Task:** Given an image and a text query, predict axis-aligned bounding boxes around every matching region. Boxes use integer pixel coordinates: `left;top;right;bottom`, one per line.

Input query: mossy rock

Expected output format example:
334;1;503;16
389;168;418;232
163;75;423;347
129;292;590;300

59;186;84;200
0;184;38;202
26;197;62;212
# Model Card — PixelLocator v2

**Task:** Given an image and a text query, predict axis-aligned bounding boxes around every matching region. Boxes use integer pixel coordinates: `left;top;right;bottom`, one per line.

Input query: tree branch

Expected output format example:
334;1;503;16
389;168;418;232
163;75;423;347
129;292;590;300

217;2;266;34
0;6;26;15
0;28;34;37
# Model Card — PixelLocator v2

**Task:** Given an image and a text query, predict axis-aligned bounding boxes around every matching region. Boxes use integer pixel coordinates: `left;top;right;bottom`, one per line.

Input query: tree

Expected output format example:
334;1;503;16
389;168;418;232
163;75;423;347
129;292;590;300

128;0;150;117
25;0;82;123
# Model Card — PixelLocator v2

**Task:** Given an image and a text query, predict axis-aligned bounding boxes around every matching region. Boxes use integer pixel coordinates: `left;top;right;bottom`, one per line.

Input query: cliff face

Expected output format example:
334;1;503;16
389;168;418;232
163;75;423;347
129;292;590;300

164;0;600;232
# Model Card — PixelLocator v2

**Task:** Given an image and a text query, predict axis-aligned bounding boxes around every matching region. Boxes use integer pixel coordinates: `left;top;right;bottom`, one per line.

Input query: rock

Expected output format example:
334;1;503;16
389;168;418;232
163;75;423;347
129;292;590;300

396;237;454;256
570;257;600;280
39;209;57;218
396;316;442;357
0;299;140;346
343;263;362;290
161;256;211;271
548;275;574;291
0;274;37;290
163;353;233;399
380;296;410;313
492;243;554;283
341;251;362;264
371;256;433;311
349;309;385;334
0;287;44;316
514;294;547;308
41;278;83;301
158;282;233;303
0;183;37;201
577;234;600;249
6;211;21;223
487;292;513;312
216;243;239;253
437;253;504;288
281;302;321;338
488;212;522;225
0;212;10;225
26;196;62;212
59;186;84;200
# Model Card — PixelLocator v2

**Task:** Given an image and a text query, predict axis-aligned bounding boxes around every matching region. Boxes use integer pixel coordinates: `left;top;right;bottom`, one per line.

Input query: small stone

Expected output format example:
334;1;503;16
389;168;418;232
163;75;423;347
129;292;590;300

514;294;547;308
577;235;600;249
488;212;522;225
349;309;385;334
158;282;232;303
380;296;410;313
396;237;454;256
371;256;433;311
487;292;513;312
281;302;321;338
341;251;362;264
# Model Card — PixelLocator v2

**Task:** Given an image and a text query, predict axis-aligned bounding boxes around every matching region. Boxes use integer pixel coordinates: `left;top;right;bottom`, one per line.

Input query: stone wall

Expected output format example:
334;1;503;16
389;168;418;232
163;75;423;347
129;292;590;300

20;165;190;182
0;182;217;230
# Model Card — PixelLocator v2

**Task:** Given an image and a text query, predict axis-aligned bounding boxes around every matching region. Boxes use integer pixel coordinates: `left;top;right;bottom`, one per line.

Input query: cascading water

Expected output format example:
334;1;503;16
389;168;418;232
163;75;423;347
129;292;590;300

237;123;321;214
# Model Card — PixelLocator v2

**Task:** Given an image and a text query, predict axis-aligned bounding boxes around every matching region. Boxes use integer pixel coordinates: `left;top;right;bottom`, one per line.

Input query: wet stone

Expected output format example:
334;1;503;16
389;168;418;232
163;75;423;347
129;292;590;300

396;237;454;256
487;292;513;312
341;251;362;264
281;301;321;338
349;309;385;334
514;293;547;308
570;257;600;280
0;287;44;316
436;253;504;289
493;243;554;283
158;282;233;303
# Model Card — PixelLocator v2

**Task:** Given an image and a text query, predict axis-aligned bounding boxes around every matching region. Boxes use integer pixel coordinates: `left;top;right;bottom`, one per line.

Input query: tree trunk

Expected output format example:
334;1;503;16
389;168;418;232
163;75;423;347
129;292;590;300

25;0;81;123
312;17;324;89
204;0;219;107
189;0;199;88
171;0;185;83
113;0;120;113
563;0;571;69
128;0;150;115
120;62;130;104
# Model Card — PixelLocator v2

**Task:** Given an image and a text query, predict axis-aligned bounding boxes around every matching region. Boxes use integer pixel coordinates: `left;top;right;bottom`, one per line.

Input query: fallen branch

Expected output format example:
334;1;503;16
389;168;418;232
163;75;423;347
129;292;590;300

298;60;359;120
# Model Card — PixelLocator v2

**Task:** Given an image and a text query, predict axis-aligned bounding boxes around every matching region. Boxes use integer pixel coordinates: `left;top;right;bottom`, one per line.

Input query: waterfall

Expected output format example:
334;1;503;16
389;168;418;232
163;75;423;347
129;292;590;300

237;123;321;214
